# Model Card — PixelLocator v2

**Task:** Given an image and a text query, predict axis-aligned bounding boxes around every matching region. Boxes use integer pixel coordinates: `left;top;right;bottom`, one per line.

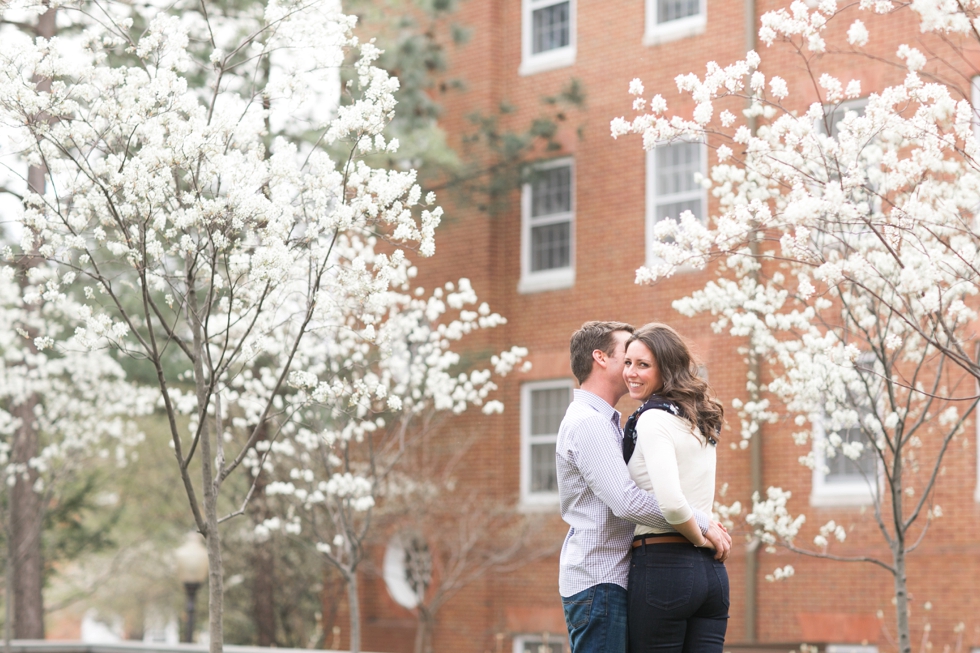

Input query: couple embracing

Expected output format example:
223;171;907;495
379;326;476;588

557;321;732;653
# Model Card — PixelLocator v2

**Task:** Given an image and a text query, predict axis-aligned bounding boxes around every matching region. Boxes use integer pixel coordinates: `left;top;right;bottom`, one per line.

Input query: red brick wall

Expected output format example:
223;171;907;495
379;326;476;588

345;1;980;651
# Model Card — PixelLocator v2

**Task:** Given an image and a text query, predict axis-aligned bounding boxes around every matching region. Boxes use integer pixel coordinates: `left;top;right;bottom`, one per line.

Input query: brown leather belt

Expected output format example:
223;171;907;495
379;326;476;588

631;535;691;548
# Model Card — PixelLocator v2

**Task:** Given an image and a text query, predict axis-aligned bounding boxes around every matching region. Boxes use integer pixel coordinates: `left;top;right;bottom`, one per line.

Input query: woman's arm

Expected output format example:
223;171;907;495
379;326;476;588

670;516;709;547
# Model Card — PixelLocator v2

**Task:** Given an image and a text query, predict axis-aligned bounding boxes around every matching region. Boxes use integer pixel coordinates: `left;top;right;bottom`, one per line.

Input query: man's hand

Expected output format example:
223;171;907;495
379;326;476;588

703;521;732;562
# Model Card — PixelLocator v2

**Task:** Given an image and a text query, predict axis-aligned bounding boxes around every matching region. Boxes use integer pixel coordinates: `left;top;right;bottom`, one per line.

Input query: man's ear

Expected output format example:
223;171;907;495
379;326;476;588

592;349;606;369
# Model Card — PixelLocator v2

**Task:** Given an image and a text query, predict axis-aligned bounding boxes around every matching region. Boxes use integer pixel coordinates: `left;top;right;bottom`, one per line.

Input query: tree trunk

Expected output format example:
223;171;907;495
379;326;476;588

9;394;44;639
893;542;911;653
347;571;361;653
6;3;58;641
891;448;910;653
198;391;224;652
413;607;434;653
188;279;223;652
204;504;224;653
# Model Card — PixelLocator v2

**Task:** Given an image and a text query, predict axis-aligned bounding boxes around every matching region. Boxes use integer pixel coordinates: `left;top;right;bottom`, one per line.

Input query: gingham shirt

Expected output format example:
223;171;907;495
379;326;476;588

556;389;711;597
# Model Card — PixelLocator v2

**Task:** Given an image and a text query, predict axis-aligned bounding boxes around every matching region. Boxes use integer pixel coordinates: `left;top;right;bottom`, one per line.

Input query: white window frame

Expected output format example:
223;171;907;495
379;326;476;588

520;0;576;76
520;379;573;509
513;633;567;653
645;139;708;267
809;410;878;508
519;157;575;294
382;534;427;609
644;0;707;46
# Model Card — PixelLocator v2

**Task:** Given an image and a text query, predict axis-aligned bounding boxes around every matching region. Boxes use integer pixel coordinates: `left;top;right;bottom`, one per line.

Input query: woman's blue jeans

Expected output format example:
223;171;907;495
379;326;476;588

627;543;729;653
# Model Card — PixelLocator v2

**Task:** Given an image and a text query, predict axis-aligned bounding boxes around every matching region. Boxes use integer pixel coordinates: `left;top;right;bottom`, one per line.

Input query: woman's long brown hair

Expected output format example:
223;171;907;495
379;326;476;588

626;323;725;443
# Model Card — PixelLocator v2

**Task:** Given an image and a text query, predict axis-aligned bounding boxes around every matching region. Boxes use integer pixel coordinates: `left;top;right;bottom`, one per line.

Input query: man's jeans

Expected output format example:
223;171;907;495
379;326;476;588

561;583;628;653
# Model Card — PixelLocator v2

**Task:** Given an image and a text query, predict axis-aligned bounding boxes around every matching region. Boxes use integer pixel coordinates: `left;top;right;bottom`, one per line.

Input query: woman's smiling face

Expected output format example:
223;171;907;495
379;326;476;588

623;340;662;401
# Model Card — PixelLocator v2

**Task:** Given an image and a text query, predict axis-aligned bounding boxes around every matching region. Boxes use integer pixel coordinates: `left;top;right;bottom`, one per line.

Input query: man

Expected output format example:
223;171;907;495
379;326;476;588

557;321;731;653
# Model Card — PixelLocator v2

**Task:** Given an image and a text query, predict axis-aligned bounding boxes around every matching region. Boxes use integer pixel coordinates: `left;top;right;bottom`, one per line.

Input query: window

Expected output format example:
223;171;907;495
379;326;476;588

810;355;879;507
513;633;566;653
819;97;869;141
813;97;881;250
520;380;572;506
645;140;707;265
810;409;878;507
383;533;430;609
645;0;706;46
520;0;576;76
519;159;575;293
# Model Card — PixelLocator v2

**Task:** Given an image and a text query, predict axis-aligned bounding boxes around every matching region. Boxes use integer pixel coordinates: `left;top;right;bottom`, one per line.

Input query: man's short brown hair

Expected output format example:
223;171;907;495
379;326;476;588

569;321;635;384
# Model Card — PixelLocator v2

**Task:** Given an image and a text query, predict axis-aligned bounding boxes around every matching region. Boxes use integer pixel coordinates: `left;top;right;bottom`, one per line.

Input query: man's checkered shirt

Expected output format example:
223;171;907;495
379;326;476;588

556;389;710;597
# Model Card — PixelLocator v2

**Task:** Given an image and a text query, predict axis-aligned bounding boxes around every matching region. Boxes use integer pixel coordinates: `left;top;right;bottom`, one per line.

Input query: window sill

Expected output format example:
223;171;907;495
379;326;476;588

643;15;706;47
810;484;875;508
518;268;575;294
519;48;576;76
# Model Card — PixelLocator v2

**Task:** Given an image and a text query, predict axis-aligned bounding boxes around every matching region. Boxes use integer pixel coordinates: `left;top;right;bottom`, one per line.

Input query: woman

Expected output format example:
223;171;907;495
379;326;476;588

622;323;728;653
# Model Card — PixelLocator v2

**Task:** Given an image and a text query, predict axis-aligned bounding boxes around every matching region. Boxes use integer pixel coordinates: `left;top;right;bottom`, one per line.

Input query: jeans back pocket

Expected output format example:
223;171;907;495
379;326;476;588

643;561;695;611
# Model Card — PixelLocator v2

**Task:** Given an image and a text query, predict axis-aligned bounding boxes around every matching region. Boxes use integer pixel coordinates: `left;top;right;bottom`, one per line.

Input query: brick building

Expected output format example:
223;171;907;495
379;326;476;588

346;1;980;651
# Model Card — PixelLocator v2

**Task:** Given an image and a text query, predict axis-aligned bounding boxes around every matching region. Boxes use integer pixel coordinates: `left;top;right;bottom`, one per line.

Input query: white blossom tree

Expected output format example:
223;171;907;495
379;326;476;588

0;0;517;649
613;1;980;651
0;262;153;646
255;276;526;652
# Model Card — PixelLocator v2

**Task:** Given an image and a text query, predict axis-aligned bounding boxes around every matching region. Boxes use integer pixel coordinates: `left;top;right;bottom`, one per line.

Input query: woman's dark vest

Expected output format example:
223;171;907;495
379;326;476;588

622;395;717;463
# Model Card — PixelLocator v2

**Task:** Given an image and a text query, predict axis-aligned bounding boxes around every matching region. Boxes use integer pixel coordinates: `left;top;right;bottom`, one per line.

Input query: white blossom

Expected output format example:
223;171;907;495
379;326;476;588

847;19;869;46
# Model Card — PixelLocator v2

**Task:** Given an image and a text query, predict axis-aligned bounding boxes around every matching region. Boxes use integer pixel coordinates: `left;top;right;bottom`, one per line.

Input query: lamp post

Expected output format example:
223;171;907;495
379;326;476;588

175;533;208;643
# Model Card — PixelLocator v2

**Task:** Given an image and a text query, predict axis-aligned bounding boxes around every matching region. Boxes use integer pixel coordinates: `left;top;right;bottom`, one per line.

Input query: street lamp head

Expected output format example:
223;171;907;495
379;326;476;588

175;532;208;586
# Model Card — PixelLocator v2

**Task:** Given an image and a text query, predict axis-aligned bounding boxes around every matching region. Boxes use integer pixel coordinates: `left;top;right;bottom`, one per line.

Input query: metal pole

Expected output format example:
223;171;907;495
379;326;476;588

184;582;201;643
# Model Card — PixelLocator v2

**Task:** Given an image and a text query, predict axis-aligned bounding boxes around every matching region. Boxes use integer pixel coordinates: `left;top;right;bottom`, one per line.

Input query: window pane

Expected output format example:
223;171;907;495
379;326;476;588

531;442;559;493
531;165;572;217
532;1;570;54
530;387;570;435
657;0;700;23
522;641;564;653
652;198;702;225
825;101;867;140
826;426;876;483
531;221;571;272
655;142;700;197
